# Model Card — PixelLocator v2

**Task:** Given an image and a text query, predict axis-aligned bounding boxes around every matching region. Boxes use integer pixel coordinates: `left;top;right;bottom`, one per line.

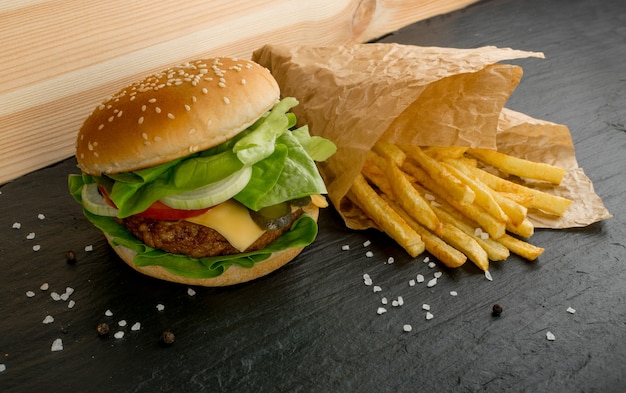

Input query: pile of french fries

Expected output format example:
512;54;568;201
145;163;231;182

347;142;573;272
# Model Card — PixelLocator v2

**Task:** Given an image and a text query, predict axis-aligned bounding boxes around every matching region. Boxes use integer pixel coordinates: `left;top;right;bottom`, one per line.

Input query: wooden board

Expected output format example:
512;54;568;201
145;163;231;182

0;0;477;184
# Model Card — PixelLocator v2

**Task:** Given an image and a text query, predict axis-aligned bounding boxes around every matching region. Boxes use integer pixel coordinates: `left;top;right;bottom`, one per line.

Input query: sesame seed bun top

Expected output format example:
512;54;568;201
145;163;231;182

75;57;280;175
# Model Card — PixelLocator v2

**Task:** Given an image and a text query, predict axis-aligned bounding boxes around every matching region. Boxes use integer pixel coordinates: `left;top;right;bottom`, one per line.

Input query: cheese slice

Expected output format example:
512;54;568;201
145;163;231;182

185;200;265;252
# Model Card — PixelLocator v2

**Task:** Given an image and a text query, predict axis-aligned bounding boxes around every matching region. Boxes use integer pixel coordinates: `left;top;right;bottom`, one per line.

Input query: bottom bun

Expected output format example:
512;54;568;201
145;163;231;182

105;203;319;287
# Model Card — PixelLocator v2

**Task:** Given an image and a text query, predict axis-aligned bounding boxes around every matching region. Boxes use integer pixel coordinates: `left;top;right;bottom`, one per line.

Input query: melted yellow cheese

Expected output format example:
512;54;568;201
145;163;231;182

185;200;265;252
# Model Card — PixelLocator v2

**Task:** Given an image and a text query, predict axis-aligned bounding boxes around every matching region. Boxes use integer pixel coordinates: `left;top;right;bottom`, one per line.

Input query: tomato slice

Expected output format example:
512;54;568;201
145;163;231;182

98;185;211;220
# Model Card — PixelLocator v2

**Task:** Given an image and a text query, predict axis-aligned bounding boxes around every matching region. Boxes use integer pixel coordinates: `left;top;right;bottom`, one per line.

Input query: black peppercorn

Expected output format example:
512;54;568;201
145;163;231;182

492;304;503;316
97;322;110;336
65;250;77;264
161;331;175;346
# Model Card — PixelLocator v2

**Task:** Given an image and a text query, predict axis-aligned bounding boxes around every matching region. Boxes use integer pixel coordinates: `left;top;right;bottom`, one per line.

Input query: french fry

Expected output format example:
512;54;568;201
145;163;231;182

383;195;467;268
349;174;425;257
437;222;490;271
497;234;544;260
465;164;573;216
403;162;506;239
441;161;508;223
497;191;534;207
467;148;566;185
362;154;393;196
400;145;475;205
373;141;406;167
506;217;534;239
386;159;440;232
422;146;468;160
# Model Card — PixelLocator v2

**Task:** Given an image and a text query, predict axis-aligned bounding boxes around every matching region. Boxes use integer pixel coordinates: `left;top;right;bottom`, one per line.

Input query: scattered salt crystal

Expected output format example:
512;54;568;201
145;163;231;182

424;194;435;201
567;307;576;314
68;300;75;309
422;304;430;311
51;338;63;352
423;257;430;263
425;312;434;320
118;320;127;327
474;228;483;237
131;322;141;331
376;307;387;315
546;331;556;341
42;315;54;324
26;232;35;240
363;274;373;286
50;292;61;301
373;285;382;293
409;279;416;287
84;245;93;252
60;293;69;301
38;213;45;220
434;271;442;278
105;309;113;316
450;291;458;296
32;245;41;252
12;222;21;229
341;244;350;251
427;278;438;287
365;251;374;258
65;287;75;296
403;324;413;332
0;364;5;372
381;297;388;305
480;232;489;240
397;296;404;306
392;300;399;307
187;287;196;296
387;256;394;264
114;331;124;339
156;304;165;312
40;283;49;291
430;201;442;207
26;291;35;298
484;270;493;281
363;240;371;247
428;262;436;269
416;274;425;283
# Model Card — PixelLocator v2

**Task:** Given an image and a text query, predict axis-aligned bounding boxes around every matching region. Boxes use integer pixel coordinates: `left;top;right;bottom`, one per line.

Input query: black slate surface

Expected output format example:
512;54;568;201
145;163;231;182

1;0;625;392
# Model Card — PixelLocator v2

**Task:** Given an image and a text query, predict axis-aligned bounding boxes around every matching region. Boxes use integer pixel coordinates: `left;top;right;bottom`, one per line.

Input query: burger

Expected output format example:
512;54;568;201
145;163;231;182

68;57;336;286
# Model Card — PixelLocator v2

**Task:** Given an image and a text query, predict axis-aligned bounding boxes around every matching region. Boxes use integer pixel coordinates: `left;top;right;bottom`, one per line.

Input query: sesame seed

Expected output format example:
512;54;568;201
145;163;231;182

192;96;197;103
188;128;196;134
241;78;246;85
108;116;114;122
154;136;162;142
142;133;148;140
141;105;146;112
117;111;123;117
98;124;104;130
93;152;99;157
223;97;230;104
184;105;191;111
206;119;212;126
88;142;93;151
155;107;161;113
167;113;175;119
218;82;226;88
202;88;208;94
138;116;144;124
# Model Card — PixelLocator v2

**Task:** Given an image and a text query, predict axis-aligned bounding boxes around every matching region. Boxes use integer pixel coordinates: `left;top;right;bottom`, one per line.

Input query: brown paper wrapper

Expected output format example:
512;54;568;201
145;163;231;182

252;43;611;231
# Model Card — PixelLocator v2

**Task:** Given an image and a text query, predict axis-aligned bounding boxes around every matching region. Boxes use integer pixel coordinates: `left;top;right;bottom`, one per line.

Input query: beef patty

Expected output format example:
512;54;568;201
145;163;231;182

122;208;303;259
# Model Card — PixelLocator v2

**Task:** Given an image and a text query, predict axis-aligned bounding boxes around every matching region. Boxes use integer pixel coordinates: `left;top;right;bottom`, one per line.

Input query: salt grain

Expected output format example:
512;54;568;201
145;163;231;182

363;240;371;247
50;292;61;301
397;296;404;306
365;251;374;258
187;287;196;296
484;270;493;281
387;257;394;264
156;304;165;312
423;256;430;263
409;279;416;287
341;244;350;251
566;307;576;314
40;283;49;291
0;364;5;372
38;213;45;220
85;245;93;252
422;304;431;311
26;291;35;298
105;309;113;317
434;271;442;278
428;262;436;269
450;291;458;296
376;307;387;315
42;315;54;324
373;285;382;293
403;324;413;332
118;320;127;327
65;287;74;297
416;274;425;283
381;297;388;305
425;312;434;320
12;222;21;229
427;278;438;287
114;331;124;339
26;232;35;240
546;331;556;341
68;300;75;309
33;245;41;252
131;322;141;331
363;274;373;286
51;338;63;352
